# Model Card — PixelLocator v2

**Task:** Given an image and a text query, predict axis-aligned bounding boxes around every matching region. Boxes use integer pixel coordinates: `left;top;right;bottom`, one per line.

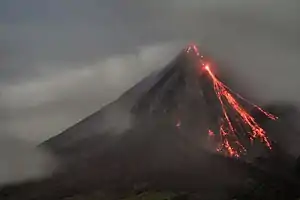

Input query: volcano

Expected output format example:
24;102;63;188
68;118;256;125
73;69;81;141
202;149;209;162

2;45;300;200
42;44;276;162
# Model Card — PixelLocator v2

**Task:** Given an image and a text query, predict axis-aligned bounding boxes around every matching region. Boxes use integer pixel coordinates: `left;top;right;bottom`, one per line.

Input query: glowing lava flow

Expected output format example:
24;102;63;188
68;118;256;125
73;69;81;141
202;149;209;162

186;44;278;157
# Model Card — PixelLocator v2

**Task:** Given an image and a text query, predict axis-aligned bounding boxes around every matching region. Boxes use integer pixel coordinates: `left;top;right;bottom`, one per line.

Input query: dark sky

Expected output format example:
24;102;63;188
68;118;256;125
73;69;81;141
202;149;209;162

0;0;300;143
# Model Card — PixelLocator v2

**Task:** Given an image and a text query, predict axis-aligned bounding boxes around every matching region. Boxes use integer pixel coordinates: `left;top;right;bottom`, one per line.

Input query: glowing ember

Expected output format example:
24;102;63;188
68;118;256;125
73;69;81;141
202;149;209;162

176;119;181;128
208;129;214;137
186;46;192;53
186;44;277;157
192;45;200;56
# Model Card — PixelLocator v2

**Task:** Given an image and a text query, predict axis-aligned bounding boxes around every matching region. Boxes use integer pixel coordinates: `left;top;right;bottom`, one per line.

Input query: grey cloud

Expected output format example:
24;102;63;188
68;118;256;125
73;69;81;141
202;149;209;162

0;42;182;142
0;135;56;185
0;0;300;143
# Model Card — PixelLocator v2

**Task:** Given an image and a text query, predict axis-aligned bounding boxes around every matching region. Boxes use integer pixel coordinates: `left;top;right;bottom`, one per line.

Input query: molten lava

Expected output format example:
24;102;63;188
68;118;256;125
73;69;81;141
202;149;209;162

186;44;277;158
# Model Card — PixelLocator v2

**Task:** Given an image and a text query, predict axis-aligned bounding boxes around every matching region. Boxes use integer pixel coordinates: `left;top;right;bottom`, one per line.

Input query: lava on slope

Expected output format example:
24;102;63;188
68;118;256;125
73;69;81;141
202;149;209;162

185;44;278;158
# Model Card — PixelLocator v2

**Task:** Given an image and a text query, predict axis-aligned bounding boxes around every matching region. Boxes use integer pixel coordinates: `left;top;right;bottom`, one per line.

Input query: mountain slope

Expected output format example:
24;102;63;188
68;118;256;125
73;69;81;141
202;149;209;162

2;46;300;200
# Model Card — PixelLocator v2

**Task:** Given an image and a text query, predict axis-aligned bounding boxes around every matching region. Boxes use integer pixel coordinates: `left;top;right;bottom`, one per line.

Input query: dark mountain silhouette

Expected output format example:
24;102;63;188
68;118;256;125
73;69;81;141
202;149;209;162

1;47;300;200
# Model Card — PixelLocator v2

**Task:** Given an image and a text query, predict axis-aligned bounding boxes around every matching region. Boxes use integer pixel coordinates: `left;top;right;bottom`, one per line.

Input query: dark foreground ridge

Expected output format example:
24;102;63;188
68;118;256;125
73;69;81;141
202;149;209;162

2;46;300;200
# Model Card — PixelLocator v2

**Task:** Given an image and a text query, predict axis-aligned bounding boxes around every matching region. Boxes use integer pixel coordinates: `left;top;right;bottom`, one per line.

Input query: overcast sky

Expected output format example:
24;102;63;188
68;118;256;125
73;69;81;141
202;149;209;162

1;0;300;143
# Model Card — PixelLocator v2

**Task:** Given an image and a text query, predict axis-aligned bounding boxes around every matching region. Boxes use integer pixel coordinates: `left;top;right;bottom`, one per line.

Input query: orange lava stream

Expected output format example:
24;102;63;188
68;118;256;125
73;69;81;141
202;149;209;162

187;44;277;157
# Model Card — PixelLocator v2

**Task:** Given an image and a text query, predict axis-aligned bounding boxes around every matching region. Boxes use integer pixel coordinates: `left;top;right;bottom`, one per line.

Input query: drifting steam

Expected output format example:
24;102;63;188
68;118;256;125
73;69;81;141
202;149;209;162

0;135;57;185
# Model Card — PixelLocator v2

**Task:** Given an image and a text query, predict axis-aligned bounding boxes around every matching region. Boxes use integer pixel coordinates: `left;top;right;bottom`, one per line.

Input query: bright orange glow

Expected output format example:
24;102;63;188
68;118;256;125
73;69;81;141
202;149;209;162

186;44;277;157
204;65;210;71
